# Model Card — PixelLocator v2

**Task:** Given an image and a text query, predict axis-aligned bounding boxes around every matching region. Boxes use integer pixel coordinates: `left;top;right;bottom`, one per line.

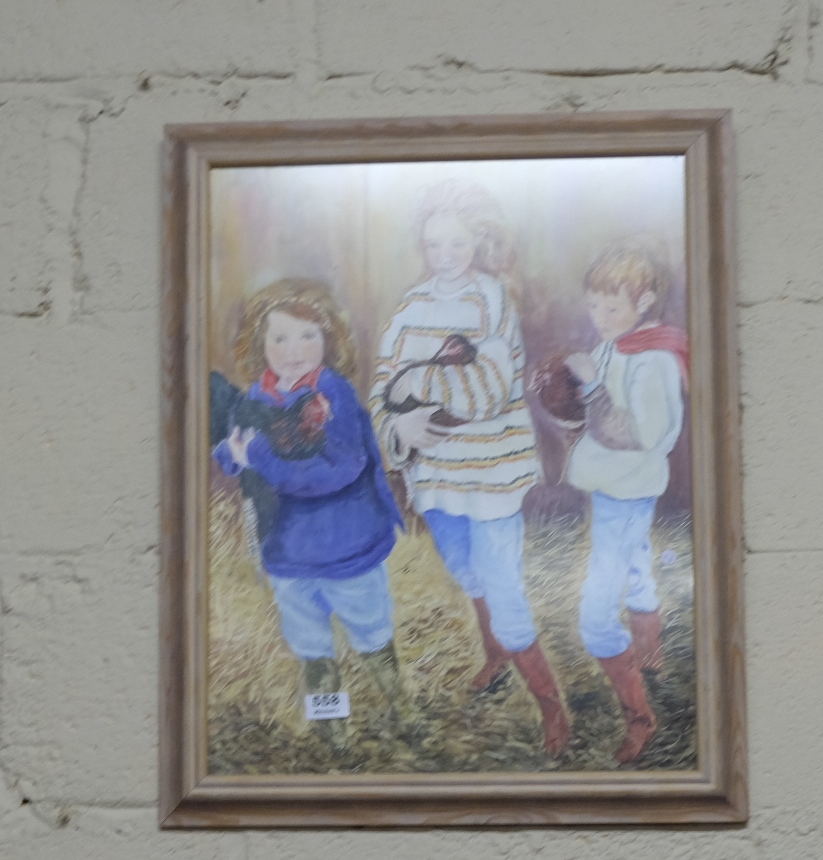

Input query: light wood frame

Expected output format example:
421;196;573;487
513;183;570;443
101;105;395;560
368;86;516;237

159;111;745;827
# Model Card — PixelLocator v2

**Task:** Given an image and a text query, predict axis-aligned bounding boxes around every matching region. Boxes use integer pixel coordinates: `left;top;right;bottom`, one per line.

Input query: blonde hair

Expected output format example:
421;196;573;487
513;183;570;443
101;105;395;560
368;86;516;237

234;278;357;386
413;179;516;279
583;238;670;317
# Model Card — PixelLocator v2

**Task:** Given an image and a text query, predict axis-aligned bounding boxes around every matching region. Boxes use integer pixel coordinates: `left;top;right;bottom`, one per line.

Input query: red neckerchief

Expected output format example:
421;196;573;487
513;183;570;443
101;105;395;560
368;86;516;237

616;324;690;390
260;365;324;402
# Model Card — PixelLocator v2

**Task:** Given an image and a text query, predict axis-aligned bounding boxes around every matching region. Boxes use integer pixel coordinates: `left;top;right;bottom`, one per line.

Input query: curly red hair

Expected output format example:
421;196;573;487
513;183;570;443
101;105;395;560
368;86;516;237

234;279;357;386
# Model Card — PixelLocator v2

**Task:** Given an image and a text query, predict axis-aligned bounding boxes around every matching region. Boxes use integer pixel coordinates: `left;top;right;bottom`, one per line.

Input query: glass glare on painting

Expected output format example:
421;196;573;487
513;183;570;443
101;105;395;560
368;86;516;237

206;156;696;776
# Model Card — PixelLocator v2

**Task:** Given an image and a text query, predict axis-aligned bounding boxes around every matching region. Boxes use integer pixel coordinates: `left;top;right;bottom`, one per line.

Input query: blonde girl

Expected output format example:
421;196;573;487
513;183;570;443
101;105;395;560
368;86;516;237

369;180;570;756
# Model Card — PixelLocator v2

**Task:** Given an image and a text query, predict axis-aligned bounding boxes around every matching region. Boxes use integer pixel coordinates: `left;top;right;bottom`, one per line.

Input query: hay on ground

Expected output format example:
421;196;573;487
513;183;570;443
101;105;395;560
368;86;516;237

207;486;696;775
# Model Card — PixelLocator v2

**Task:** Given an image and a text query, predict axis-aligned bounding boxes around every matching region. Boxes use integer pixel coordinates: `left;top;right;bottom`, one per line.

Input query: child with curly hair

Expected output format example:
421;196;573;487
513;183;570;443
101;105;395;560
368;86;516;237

212;278;406;750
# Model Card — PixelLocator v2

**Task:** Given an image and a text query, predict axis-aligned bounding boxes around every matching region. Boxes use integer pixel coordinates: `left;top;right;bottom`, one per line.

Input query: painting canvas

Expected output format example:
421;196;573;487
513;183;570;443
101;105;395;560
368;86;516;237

160;113;745;826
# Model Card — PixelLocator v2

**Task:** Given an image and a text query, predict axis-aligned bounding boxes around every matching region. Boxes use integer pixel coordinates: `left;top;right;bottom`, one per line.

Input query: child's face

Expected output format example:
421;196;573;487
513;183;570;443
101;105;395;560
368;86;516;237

585;284;650;341
263;311;324;386
422;213;478;286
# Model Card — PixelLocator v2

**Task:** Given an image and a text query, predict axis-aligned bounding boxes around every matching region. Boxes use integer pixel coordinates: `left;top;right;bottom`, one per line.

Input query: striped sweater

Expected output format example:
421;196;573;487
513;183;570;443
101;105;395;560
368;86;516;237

369;273;539;521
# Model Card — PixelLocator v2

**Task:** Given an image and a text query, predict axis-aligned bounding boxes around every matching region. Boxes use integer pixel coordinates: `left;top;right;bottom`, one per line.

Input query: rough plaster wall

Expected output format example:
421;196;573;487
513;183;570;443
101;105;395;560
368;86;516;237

0;1;821;857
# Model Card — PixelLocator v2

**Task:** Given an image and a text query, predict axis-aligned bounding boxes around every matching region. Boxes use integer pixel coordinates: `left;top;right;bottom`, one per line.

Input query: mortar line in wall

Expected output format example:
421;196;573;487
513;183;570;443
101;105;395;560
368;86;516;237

807;0;818;79
3;541;158;561
284;0;322;95
0;61;804;91
25;800;158;811
65;110;93;321
0;70;295;87
745;547;823;555
737;290;823;314
0;305;157;322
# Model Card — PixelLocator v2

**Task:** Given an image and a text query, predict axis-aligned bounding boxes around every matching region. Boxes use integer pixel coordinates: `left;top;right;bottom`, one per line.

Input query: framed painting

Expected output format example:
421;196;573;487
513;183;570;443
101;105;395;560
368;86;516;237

159;111;745;826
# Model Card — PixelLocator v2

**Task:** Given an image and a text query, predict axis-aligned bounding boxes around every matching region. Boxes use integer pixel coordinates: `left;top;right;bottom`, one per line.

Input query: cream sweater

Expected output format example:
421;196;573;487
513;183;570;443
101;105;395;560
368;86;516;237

370;273;539;521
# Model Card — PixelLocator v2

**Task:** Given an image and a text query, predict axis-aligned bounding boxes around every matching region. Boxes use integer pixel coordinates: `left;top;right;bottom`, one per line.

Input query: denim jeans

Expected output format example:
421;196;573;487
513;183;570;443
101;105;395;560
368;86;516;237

579;492;659;658
423;509;537;652
271;563;394;660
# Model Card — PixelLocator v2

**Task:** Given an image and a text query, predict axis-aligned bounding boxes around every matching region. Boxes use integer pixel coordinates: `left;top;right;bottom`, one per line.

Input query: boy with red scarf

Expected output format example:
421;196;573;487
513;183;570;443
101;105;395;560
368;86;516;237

562;239;688;764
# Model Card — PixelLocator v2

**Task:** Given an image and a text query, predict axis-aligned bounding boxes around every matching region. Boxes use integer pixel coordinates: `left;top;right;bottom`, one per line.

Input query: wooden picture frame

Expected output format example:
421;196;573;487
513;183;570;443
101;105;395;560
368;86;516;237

160;111;745;827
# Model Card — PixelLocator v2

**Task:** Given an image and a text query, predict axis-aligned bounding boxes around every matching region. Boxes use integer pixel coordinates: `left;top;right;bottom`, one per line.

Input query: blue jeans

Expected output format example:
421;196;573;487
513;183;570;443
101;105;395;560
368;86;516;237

423;509;537;652
579;492;659;658
271;564;394;660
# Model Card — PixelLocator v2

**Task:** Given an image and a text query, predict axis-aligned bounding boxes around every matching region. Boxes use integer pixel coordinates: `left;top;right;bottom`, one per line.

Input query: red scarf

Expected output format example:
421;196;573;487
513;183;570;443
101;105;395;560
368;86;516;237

260;365;324;402
616;324;690;390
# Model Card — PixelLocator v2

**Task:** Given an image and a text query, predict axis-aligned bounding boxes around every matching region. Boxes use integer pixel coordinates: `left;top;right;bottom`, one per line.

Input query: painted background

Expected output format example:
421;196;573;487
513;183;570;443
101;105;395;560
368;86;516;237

210;157;687;513
206;158;694;777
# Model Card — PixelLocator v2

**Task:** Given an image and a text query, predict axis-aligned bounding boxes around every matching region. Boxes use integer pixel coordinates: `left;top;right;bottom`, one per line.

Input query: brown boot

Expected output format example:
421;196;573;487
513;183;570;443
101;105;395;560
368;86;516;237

597;646;657;763
511;641;570;756
629;610;664;672
361;640;415;726
469;598;511;692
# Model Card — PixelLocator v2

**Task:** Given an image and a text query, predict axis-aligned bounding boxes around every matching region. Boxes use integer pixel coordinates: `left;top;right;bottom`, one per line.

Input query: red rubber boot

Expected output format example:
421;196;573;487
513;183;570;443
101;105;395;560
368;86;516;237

468;597;511;692
511;641;571;756
598;645;657;763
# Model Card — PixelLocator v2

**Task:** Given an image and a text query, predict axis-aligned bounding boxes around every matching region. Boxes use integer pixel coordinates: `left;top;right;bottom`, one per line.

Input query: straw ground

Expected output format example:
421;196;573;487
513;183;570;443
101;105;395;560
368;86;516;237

207;486;696;775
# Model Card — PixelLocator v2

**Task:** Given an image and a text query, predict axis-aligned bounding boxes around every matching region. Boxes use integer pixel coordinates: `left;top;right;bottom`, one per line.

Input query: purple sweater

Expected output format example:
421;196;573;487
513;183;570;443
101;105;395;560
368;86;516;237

214;368;403;580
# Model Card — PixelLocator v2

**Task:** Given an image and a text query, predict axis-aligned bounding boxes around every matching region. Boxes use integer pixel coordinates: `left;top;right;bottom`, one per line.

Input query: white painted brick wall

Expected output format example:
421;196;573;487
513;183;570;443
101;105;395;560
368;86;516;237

1;1;821;857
